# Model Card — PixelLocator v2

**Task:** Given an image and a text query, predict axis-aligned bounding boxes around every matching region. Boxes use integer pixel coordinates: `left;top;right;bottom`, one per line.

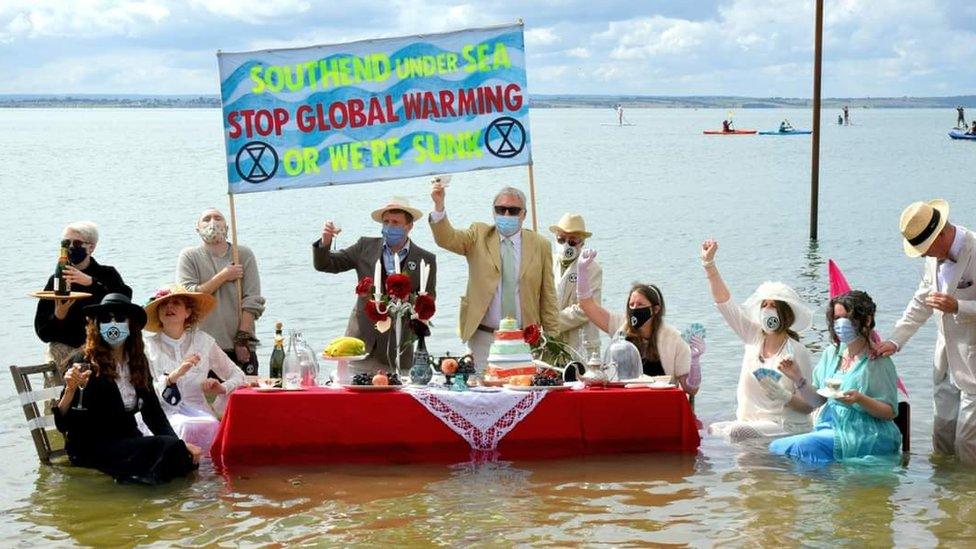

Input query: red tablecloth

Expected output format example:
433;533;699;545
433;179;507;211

210;387;700;468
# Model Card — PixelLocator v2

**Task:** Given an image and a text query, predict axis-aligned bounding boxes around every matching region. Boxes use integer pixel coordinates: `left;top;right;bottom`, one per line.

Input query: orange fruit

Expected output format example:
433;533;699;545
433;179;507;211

441;358;458;375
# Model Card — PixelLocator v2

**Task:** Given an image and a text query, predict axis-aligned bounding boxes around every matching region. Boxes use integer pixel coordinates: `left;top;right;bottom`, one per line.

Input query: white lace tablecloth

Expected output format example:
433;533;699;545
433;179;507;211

407;388;547;451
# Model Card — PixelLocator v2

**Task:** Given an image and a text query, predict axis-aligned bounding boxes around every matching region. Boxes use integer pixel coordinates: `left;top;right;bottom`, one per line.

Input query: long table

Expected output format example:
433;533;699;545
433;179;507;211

210;387;700;468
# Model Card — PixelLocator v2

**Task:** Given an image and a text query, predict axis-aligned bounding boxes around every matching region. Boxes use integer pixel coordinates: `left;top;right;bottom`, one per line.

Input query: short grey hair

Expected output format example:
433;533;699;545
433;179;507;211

62;221;99;245
493;186;526;208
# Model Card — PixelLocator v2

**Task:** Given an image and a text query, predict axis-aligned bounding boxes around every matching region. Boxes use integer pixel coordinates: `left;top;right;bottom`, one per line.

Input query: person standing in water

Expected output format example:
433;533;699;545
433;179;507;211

957;106;966;129
843;105;850;126
617;105;624;126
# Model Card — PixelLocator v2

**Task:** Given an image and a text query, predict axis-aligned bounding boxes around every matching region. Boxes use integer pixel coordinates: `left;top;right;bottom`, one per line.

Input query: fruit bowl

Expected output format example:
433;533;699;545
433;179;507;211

321;353;369;362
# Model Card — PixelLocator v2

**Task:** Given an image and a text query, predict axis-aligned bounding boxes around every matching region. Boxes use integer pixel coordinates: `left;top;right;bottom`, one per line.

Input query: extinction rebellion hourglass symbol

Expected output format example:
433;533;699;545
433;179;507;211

485;117;526;159
235;141;279;184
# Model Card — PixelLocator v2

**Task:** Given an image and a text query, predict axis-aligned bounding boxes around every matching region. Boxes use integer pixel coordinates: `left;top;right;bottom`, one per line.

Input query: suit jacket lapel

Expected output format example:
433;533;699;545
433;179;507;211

947;234;974;295
518;229;532;280
487;226;501;272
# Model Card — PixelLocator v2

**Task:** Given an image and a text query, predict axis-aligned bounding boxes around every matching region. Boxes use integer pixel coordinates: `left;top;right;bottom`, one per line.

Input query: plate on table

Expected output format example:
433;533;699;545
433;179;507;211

321;353;369;362
253;386;284;392
625;381;675;389
503;384;572;391
817;387;845;399
30;291;92;301
342;384;405;392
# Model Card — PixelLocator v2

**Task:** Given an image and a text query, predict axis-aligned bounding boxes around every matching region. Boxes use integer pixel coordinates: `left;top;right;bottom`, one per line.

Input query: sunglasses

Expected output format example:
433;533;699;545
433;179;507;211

493;205;523;216
69;239;90;248
97;312;128;324
556;236;581;246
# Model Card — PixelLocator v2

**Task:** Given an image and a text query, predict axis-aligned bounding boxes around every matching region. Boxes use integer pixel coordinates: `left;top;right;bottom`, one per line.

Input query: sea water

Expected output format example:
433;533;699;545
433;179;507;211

0;107;974;545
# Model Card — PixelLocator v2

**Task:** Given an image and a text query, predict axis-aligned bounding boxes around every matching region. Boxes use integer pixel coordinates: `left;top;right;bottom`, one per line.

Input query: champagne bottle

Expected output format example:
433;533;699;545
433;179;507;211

269;321;285;379
53;239;71;296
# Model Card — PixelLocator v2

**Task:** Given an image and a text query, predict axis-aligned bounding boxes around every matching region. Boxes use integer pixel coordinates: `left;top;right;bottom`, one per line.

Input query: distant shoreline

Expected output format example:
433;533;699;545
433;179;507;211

0;94;972;109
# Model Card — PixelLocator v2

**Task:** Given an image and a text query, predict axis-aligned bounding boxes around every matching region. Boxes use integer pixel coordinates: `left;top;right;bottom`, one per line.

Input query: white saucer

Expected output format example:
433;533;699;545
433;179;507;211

817;387;845;399
253;386;284;392
503;384;572;391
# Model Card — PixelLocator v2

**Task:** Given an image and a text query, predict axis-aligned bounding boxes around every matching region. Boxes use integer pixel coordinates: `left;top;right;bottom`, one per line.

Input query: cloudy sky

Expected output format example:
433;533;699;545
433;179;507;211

1;0;974;97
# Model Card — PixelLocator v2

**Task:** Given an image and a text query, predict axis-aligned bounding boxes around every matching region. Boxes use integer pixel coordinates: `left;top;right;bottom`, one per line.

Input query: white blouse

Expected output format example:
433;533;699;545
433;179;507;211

604;311;691;379
716;298;814;431
145;329;245;417
114;361;138;412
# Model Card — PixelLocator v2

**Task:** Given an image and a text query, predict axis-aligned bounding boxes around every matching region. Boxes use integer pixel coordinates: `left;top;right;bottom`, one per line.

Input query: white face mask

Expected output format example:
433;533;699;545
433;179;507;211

197;219;228;244
760;307;781;334
560;242;580;261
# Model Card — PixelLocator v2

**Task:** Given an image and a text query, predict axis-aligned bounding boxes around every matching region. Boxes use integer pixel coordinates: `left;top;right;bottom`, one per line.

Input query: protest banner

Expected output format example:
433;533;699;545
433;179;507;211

217;22;531;195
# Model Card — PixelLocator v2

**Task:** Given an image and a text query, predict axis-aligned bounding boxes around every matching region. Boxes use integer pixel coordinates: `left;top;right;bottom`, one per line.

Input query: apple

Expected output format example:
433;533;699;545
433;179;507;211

441;358;459;375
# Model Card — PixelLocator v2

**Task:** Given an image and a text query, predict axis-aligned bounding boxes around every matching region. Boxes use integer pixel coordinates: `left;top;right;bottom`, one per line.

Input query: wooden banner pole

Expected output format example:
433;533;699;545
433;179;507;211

227;193;244;306
809;0;824;240
527;163;538;231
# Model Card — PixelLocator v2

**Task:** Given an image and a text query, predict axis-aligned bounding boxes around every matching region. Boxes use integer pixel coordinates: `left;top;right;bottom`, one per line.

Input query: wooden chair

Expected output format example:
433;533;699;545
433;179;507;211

9;363;67;464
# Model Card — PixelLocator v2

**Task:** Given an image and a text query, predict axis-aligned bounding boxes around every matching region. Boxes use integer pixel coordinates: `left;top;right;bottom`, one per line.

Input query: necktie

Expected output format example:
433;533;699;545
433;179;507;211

501;237;518;320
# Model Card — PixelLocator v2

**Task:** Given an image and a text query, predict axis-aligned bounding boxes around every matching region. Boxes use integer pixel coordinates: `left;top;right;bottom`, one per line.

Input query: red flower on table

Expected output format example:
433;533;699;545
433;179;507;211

524;324;542;346
414;293;436;320
364;300;389;323
385;273;413;300
355;276;373;296
410;318;431;337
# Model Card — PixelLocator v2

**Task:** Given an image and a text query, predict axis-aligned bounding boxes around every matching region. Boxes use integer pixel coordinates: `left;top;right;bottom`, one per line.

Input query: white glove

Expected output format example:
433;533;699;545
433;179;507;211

576;249;597;300
758;376;791;405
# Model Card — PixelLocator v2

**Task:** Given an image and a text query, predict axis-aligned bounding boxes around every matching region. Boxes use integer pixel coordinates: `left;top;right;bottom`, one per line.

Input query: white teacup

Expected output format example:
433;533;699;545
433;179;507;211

258;377;281;389
825;378;842;392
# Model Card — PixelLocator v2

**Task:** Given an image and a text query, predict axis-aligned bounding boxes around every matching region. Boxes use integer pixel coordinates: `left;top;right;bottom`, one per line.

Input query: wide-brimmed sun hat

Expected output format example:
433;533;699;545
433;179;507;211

84;293;148;329
742;281;813;333
371;197;423;224
900;199;949;257
143;284;217;333
548;213;592;238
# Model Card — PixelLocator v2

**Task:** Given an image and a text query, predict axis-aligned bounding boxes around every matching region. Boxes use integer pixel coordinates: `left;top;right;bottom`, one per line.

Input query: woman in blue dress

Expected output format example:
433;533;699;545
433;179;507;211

770;290;901;463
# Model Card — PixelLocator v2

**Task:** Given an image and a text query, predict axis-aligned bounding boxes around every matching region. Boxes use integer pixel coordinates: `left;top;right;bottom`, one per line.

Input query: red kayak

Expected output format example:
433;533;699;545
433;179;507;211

703;129;757;135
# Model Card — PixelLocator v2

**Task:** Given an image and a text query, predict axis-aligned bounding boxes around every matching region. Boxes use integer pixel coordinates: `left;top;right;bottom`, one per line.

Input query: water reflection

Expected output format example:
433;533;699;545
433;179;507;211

796;239;828;354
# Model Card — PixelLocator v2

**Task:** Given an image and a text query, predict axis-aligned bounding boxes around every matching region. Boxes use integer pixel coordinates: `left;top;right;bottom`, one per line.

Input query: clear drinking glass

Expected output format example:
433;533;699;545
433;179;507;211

72;362;91;411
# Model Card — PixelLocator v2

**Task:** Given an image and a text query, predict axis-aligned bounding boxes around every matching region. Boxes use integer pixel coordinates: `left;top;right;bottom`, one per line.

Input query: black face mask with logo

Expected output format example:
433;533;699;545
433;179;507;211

628;306;652;329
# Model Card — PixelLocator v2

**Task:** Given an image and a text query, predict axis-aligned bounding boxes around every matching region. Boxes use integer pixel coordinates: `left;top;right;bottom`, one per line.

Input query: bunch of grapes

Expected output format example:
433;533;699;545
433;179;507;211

352;372;372;386
388;372;402;385
532;371;562;387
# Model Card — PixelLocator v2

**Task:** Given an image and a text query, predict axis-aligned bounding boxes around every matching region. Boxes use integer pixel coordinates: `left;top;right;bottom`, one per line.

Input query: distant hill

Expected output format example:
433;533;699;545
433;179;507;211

0;93;973;109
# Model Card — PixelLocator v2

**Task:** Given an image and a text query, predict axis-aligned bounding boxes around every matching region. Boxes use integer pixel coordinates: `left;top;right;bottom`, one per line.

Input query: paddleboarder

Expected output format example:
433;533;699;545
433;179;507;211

957;106;966;129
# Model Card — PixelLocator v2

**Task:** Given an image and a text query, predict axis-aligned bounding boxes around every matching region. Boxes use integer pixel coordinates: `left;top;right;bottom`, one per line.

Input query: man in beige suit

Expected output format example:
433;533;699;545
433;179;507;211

429;178;558;370
550;213;602;359
876;199;976;463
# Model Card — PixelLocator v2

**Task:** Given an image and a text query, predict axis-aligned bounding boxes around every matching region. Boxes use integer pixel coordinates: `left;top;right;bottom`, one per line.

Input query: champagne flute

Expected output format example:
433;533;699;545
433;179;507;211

72;362;91;411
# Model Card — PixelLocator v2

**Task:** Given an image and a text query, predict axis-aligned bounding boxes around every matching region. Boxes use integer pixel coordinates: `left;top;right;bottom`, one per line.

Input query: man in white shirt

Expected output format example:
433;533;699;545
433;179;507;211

876;199;976;463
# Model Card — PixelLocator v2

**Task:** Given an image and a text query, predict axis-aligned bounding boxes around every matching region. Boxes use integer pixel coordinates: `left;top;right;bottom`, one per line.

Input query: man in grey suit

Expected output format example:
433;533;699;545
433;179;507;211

314;197;436;374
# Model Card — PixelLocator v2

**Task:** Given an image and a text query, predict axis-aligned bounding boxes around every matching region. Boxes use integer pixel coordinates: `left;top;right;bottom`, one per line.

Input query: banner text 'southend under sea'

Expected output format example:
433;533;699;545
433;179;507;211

218;23;532;194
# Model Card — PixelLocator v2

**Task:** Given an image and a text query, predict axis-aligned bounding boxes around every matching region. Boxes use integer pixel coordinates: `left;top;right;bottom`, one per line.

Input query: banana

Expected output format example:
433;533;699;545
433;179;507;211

324;336;366;357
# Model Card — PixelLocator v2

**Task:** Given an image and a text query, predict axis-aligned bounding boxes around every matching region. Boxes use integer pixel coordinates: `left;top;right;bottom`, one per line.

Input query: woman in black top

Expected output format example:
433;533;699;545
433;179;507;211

53;293;200;485
34;222;132;370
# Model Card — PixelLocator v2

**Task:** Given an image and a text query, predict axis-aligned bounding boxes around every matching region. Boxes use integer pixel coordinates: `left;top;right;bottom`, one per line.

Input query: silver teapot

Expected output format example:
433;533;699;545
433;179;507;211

566;352;618;387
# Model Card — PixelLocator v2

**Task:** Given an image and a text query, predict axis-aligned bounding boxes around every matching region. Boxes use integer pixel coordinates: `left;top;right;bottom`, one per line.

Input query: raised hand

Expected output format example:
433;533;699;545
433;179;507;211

777;357;802;383
701;239;718;265
431;178;447;212
320;220;342;248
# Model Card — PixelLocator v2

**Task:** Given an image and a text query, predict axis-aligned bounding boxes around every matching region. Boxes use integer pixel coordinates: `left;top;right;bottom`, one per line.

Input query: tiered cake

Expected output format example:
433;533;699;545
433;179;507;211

485;317;537;383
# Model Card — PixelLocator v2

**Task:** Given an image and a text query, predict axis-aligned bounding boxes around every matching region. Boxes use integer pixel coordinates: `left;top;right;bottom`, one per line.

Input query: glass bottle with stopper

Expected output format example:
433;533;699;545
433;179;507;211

269;321;285;379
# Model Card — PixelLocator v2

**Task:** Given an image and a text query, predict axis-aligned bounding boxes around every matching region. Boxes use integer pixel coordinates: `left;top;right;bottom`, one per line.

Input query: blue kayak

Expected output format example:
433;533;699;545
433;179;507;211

949;130;976;140
758;129;812;135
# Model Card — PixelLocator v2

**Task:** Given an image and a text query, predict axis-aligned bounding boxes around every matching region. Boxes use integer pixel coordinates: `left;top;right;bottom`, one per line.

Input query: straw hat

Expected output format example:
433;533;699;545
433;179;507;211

742;281;813;332
143;284;217;333
371;197;423;224
900;199;949;257
84;293;147;330
548;213;592;238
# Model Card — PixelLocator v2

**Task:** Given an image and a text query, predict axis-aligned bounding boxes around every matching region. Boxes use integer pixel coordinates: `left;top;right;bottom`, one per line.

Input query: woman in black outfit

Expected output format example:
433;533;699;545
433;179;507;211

53;293;200;484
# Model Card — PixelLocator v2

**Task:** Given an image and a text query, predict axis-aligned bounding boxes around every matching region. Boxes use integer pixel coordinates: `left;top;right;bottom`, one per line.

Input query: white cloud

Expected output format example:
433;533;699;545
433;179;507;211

187;0;311;23
0;0;170;41
525;27;559;47
566;47;590;58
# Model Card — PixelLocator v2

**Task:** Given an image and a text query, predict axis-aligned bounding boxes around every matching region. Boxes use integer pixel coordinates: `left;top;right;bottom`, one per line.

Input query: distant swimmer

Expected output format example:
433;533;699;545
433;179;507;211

958;106;967;129
723;119;735;132
843;105;850;126
837;114;843;125
779;120;794;133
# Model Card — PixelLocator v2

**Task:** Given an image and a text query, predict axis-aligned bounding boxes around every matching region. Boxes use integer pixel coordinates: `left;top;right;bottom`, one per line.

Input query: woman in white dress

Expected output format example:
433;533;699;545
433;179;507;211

143;285;245;453
701;239;816;441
